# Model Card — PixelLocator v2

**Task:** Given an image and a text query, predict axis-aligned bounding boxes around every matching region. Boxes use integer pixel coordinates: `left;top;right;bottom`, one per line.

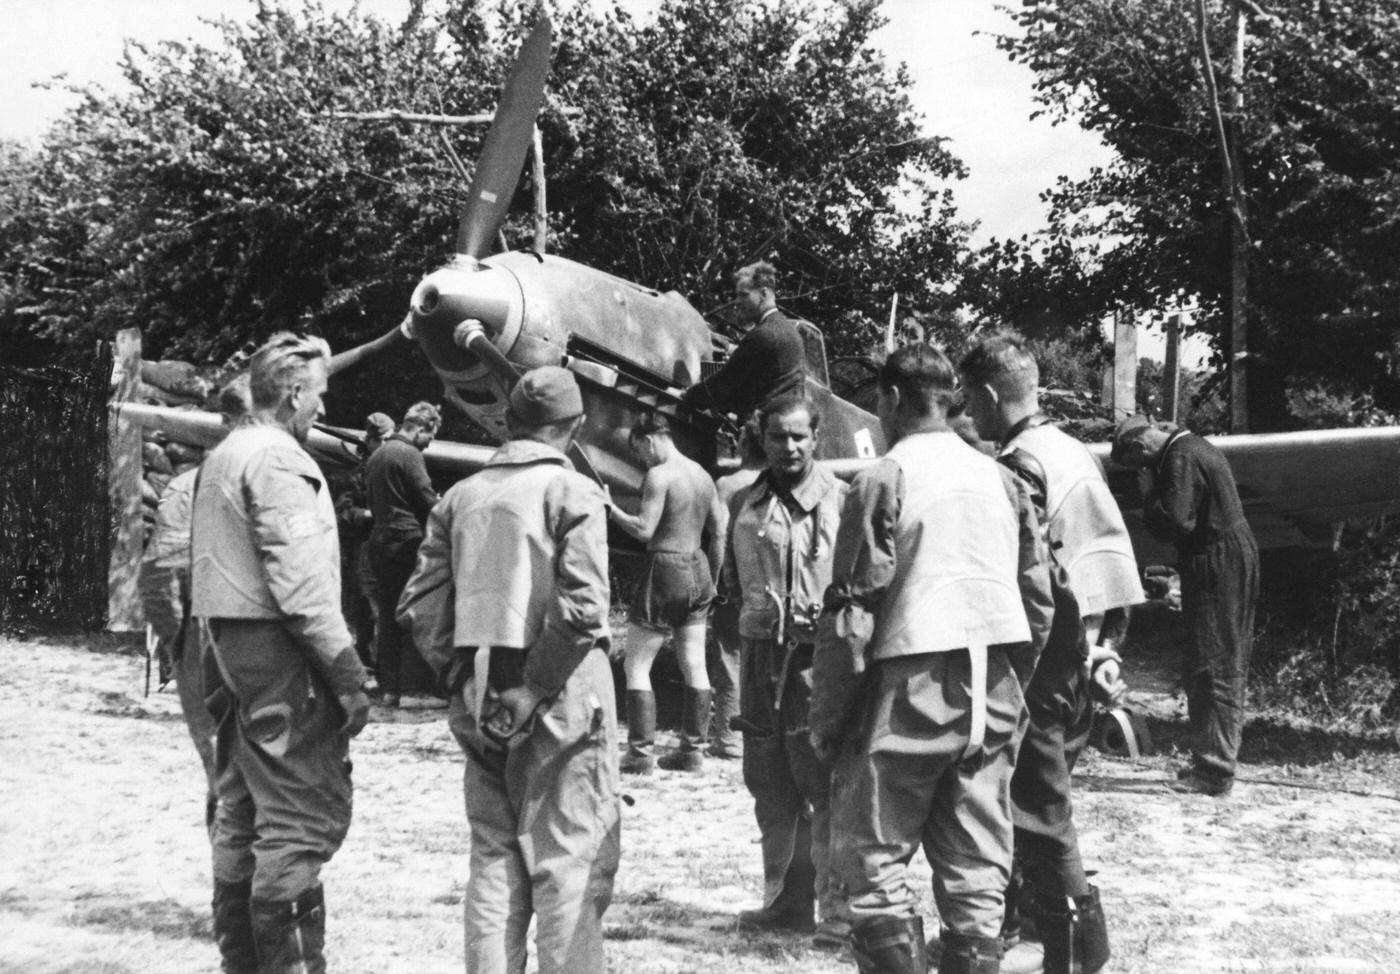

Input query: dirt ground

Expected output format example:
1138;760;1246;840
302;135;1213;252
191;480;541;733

2;634;1399;974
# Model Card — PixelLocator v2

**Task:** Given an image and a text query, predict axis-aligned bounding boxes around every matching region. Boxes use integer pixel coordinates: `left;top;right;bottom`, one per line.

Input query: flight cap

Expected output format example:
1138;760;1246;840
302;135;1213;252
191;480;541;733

509;366;584;425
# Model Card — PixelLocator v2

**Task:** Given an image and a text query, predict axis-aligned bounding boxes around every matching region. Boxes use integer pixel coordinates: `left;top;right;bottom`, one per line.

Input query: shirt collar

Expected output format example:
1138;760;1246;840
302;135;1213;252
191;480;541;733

485;438;573;471
998;412;1051;450
750;463;832;514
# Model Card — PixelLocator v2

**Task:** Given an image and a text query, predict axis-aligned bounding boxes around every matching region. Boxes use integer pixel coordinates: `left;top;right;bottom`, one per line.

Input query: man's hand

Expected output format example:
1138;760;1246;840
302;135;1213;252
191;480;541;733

810;731;839;766
1136;469;1154;497
486;684;545;739
1086;641;1127;707
338;690;371;737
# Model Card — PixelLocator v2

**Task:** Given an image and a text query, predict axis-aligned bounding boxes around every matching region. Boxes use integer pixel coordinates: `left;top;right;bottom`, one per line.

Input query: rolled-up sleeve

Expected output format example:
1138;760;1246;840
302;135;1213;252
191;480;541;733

248;448;363;696
523;475;612;699
811;459;901;745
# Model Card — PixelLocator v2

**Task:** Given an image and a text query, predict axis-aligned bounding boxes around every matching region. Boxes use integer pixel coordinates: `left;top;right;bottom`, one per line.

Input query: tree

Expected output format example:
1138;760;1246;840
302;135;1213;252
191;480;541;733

0;0;970;423
963;0;1400;428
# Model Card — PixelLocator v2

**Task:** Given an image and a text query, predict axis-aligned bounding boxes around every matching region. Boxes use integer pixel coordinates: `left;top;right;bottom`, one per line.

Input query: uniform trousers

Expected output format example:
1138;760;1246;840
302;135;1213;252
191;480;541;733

1012;573;1093;900
707;599;742;751
447;648;621;974
1181;525;1260;784
740;637;836;922
207;620;353;902
370;529;437;696
172;622;218;827
830;648;1026;939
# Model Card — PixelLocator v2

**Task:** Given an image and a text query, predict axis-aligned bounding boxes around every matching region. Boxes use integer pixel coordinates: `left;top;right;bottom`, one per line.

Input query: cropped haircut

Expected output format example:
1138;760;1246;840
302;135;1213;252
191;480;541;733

401;401;442;433
735;260;777;293
958;332;1040;399
629;411;671;442
248;332;331;409
758;394;820;433
878;343;957;416
217;373;252;420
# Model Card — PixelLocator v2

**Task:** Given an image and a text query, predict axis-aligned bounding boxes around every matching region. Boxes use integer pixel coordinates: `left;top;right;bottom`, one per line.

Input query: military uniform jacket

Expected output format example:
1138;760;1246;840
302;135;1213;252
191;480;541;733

1001;419;1144;615
190;422;363;701
397;439;612;701
720;464;846;643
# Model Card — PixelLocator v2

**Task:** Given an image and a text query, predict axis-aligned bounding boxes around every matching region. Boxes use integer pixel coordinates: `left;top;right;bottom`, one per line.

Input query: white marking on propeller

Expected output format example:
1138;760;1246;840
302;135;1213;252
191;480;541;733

480;191;498;203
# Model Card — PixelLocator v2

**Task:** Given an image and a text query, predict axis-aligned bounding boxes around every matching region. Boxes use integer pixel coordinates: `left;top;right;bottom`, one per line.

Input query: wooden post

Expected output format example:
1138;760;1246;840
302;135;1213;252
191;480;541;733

532;124;547;254
1112;311;1138;420
1164;313;1182;422
1226;1;1250;432
107;328;144;631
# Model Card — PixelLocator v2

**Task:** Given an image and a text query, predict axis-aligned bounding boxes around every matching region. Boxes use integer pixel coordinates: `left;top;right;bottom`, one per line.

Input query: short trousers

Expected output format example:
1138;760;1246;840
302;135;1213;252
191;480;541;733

629;550;714;632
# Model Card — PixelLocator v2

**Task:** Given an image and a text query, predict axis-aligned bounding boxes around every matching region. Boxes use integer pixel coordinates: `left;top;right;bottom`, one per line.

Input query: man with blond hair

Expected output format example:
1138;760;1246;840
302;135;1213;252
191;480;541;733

192;332;370;974
961;332;1144;974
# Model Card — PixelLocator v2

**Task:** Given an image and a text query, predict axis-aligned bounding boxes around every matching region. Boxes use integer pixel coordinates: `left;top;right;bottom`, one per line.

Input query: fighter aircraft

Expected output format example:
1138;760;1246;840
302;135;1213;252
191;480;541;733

120;15;1400;561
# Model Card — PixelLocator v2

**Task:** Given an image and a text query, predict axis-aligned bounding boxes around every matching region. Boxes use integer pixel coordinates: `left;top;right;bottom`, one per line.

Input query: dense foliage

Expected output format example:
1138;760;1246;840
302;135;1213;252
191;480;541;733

0;0;969;421
963;0;1400;427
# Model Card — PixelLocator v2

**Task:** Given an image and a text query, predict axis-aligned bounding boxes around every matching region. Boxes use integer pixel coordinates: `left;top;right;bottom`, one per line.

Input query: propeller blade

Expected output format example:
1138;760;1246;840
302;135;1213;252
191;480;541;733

455;17;553;259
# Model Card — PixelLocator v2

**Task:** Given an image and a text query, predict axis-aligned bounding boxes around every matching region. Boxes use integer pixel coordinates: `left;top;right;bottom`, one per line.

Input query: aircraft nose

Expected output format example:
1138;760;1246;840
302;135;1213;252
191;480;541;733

409;260;523;375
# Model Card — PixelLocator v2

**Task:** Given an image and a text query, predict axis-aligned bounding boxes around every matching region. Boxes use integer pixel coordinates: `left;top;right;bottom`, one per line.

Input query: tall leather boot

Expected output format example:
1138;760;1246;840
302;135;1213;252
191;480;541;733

621;690;657;774
212;879;258;974
1038;886;1109;974
659;687;712;771
710;681;741;757
250;885;327;974
851;915;928;974
937;930;1001;974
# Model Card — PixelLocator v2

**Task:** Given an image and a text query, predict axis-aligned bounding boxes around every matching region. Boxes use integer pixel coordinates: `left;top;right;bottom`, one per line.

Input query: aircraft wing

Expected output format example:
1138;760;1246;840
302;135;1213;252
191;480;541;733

118;402;496;478
821;426;1400;558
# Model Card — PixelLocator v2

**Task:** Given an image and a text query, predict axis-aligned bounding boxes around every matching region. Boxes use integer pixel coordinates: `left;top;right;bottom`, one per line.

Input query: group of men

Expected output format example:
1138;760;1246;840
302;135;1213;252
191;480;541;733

139;257;1259;974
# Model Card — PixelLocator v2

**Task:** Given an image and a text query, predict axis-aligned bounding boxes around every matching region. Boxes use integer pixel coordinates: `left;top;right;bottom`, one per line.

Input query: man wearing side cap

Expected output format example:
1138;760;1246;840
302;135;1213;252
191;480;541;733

398;366;620;974
1112;416;1258;797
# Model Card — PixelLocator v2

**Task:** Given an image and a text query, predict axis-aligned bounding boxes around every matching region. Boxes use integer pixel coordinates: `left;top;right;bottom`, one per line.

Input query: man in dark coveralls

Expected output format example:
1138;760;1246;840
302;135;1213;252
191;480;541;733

812;344;1054;974
682;260;806;418
191;333;371;974
1112;416;1260;797
366;400;441;706
962;335;1144;974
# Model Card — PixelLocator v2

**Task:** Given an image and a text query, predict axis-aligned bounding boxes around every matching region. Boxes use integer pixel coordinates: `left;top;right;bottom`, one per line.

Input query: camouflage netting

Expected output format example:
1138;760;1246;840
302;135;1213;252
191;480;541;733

0;346;112;631
133;358;224;541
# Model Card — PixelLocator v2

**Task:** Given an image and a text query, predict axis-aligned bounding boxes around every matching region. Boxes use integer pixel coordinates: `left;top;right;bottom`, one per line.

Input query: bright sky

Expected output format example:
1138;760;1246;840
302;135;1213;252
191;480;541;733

0;0;1115;245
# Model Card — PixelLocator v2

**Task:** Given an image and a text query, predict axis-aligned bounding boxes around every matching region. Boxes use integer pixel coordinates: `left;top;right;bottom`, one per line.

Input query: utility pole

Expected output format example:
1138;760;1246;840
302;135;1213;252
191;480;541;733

1164;313;1182;423
1196;0;1251;432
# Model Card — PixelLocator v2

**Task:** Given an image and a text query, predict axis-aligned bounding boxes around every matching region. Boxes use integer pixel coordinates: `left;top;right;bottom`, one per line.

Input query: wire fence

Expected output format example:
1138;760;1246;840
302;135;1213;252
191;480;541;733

0;344;112;631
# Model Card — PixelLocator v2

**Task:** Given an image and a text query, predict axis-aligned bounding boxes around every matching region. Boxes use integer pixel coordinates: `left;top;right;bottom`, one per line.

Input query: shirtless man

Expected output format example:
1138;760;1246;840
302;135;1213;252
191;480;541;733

610;412;725;773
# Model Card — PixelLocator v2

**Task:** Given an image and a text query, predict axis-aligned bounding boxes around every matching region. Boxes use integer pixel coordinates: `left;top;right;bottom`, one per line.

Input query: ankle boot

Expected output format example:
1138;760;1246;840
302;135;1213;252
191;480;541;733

659;687;712;771
852;914;928;974
937;930;1001;974
212;879;258;974
1039;886;1109;974
621;690;656;774
250;885;327;974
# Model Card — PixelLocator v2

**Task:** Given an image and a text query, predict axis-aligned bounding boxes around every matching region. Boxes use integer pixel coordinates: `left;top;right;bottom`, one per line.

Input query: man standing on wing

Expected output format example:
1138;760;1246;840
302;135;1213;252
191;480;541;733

1113;415;1259;797
683;260;807;418
610;412;724;773
722;395;849;948
398;367;619;974
811;344;1053;974
961;334;1145;974
191;333;370;974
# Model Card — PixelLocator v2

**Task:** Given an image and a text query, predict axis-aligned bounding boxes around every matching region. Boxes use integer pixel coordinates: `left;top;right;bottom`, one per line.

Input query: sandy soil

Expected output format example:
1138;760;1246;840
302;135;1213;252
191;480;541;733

2;635;1399;974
